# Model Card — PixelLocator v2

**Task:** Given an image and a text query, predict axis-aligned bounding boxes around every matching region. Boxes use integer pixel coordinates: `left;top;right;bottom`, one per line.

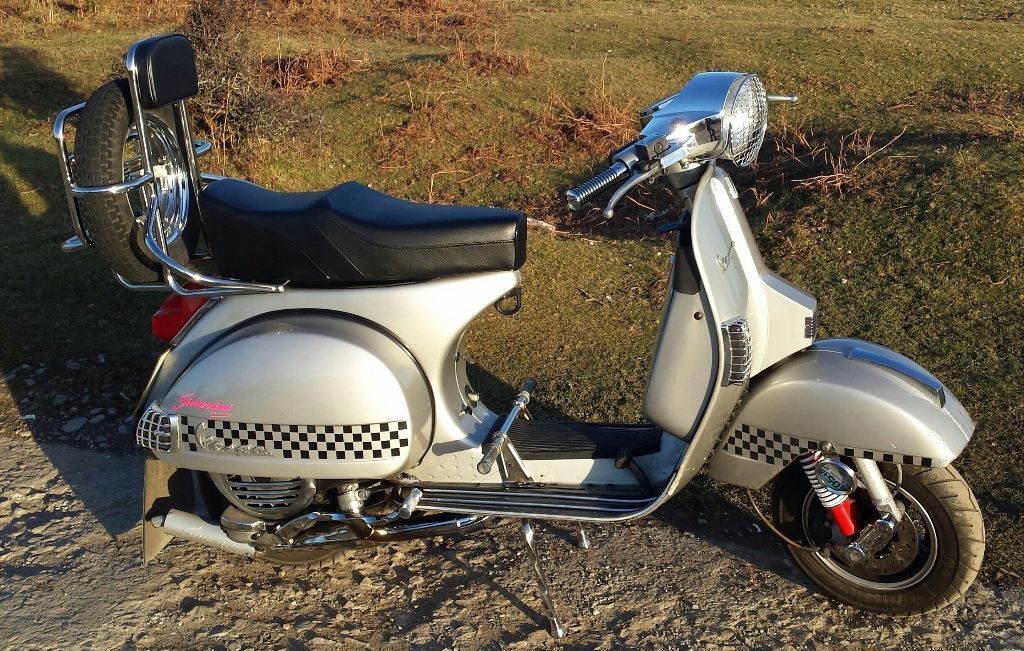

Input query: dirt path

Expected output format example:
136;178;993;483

0;435;1021;650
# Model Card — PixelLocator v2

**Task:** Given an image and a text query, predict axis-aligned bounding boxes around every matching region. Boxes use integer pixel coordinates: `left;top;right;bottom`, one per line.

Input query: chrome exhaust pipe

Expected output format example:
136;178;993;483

152;509;256;557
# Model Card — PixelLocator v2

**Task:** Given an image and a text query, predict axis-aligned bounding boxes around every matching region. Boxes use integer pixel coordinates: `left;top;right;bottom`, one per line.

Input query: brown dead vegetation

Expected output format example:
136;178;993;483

176;0;297;171
743;115;915;208
531;59;638;161
446;35;536;76
0;0;187;31
263;46;367;95
908;86;1024;142
337;0;500;44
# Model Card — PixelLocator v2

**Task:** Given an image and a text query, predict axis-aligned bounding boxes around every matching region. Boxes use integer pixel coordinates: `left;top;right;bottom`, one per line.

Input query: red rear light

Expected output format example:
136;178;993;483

152;294;210;342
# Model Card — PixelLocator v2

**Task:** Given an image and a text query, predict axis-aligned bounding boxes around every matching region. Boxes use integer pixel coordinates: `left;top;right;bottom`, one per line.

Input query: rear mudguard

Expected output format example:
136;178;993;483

707;338;974;489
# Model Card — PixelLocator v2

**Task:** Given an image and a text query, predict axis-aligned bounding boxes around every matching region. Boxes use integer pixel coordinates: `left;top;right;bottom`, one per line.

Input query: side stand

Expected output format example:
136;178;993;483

575;522;592;550
522;520;566;639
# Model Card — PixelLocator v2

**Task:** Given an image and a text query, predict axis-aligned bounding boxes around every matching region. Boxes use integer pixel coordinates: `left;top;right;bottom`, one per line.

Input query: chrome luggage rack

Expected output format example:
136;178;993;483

51;39;285;298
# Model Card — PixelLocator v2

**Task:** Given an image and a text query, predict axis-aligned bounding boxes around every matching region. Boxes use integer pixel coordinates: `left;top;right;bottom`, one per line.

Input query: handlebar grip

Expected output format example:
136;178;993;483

565;161;629;210
521;378;537;396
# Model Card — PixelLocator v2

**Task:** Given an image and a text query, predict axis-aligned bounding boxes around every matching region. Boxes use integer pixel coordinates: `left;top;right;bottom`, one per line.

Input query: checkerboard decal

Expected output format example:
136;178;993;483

720;424;934;467
179;416;410;461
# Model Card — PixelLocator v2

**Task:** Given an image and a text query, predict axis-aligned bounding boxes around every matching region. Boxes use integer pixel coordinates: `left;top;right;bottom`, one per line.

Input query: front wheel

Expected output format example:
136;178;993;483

773;463;984;614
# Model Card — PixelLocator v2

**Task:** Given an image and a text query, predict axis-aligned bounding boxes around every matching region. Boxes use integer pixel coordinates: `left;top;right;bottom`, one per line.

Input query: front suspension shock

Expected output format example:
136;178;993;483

799;451;857;537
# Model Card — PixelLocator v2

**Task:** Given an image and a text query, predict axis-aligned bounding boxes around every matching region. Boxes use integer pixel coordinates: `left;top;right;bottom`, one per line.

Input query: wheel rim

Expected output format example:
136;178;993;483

124;116;190;244
801;480;939;591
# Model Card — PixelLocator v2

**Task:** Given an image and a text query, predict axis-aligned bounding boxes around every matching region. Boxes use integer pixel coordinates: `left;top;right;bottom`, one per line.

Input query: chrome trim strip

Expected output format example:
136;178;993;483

169;297;219;346
847;347;946;407
423;488;653;504
415;487;658;521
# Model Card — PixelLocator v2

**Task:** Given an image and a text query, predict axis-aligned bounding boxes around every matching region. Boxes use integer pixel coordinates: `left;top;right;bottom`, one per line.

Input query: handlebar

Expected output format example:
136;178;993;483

565;161;629;211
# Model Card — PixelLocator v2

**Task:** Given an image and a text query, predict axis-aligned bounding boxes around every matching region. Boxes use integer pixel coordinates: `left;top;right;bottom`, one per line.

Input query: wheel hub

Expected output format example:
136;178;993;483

843;515;920;575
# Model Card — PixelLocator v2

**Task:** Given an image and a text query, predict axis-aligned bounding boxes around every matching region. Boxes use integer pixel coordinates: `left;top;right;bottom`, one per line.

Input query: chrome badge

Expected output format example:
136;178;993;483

716;241;736;272
815;458;858;496
196;422;270;456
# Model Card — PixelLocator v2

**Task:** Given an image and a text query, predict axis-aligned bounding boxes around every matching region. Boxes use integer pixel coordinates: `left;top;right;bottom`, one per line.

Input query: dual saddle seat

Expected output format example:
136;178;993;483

199;178;528;285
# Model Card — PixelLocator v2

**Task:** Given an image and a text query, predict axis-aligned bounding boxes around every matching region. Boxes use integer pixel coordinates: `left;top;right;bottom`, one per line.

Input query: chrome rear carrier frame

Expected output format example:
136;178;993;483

51;40;285;298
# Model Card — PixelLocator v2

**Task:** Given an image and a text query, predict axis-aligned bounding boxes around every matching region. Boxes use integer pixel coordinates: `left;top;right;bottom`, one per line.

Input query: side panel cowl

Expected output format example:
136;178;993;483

708;338;974;489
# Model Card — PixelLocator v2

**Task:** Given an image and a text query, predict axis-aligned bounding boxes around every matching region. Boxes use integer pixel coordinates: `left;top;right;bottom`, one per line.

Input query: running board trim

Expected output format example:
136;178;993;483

416;487;658;521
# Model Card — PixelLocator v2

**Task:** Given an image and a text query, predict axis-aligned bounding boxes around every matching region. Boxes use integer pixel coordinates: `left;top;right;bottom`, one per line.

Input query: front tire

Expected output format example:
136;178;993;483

773;463;984;614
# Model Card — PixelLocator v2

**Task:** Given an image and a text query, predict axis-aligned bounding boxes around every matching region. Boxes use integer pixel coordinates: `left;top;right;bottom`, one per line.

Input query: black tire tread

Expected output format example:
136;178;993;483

902;465;985;614
74;79;161;282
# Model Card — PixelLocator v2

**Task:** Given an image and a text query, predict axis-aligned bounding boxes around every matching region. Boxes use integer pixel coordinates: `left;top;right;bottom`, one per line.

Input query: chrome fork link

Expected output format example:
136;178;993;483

852;458;902;522
522;520;566;639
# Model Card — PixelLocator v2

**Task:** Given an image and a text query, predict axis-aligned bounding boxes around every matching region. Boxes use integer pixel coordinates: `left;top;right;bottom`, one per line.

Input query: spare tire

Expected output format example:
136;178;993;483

74;79;191;283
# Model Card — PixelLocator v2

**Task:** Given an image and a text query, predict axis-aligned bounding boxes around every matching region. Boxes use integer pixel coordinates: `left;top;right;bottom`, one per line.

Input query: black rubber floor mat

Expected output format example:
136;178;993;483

506;420;661;460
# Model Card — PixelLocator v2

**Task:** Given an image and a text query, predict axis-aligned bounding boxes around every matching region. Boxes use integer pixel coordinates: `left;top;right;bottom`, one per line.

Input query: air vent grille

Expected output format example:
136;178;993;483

805;314;817;340
722;317;752;386
211;474;316;520
136;403;176;452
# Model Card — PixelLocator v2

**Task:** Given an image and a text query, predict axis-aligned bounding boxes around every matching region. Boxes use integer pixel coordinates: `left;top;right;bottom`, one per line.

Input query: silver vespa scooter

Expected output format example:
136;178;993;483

52;34;984;637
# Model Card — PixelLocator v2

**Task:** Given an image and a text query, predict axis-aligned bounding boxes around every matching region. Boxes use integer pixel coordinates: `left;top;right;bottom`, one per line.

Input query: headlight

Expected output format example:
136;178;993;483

723;74;767;167
639;72;769;167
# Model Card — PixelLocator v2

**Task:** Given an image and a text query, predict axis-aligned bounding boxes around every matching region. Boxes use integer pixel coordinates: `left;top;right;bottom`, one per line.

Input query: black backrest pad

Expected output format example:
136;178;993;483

132;34;198;108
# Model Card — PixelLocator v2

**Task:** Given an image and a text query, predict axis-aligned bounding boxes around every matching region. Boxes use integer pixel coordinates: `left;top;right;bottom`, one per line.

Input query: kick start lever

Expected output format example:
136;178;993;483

477;379;536;476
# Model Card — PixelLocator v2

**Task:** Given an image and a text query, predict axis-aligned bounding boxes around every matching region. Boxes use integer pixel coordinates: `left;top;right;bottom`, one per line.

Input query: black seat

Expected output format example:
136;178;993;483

198;179;527;284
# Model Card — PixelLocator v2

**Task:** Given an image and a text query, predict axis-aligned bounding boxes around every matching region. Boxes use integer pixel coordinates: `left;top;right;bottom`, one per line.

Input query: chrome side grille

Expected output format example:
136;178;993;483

136;403;177;452
211;474;316;520
721;317;752;386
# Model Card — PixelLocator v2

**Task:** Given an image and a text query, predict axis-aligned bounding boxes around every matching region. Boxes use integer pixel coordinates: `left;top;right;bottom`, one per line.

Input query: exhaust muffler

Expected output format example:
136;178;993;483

152;509;255;557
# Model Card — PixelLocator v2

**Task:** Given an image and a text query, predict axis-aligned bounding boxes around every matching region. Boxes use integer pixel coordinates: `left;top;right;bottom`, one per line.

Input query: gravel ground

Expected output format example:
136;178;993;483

1;434;1022;650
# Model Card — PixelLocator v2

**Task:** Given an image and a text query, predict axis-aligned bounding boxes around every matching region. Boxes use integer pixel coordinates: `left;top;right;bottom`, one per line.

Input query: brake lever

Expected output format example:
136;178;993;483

602;165;663;220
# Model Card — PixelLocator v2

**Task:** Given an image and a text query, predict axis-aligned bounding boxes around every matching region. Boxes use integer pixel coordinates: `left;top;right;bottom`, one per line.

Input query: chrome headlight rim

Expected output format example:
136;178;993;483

722;73;768;168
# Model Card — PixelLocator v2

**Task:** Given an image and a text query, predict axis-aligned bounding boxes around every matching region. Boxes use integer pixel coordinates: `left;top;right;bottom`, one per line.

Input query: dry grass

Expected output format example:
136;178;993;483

534;58;637;161
263;46;367;95
374;100;451;171
742;115;916;211
910;86;1024;142
446;34;536;76
338;0;499;44
0;0;186;30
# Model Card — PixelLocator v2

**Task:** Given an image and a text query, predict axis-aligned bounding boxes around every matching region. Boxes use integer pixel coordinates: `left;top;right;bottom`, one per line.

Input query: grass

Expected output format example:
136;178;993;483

0;0;1021;583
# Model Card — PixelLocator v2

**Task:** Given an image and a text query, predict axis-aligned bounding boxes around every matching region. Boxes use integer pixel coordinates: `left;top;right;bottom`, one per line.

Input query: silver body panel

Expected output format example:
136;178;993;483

145;272;516;480
707;338;975;489
156;313;432;479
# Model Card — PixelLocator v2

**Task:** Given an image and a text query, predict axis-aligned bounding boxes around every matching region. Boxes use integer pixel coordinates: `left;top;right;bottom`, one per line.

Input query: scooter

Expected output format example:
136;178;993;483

52;34;985;637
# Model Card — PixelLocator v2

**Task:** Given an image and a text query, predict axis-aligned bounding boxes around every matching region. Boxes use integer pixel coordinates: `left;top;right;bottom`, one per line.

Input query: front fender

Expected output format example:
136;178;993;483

707;338;974;489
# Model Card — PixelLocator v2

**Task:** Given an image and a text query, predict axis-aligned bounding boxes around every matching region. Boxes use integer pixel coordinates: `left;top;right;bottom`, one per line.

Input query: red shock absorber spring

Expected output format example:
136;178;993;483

799;451;857;537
